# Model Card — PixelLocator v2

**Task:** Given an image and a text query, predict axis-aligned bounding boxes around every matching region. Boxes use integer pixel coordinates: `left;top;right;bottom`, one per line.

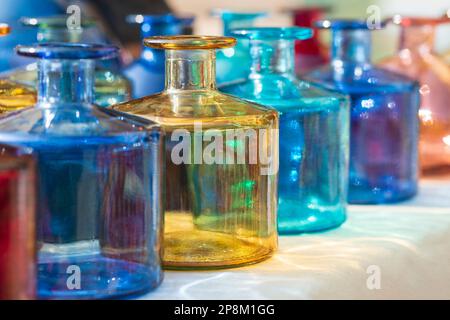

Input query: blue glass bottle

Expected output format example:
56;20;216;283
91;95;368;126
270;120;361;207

213;10;266;85
124;14;194;98
306;20;420;204
221;27;350;233
0;43;164;299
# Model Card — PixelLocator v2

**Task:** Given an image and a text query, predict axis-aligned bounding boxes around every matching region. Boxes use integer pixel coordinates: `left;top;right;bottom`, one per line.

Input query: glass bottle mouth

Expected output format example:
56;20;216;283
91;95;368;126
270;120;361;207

211;9;266;21
144;35;236;50
387;15;450;27
16;43;118;60
20;15;96;29
126;13;194;26
231;27;313;40
315;19;386;30
0;23;10;36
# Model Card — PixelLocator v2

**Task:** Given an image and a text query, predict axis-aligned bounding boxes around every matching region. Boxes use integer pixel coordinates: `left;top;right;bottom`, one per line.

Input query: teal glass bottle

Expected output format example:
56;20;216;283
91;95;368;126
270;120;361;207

0;43;164;299
213;10;266;85
221;28;350;233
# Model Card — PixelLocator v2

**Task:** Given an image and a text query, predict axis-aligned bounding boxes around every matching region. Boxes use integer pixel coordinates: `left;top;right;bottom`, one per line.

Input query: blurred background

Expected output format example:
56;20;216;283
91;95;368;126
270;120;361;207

0;0;449;71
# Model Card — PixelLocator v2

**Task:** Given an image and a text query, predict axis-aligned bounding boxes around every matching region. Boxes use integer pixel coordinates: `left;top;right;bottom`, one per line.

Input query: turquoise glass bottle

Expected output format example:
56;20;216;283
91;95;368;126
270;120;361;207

221;28;350;233
306;20;420;204
124;14;194;98
0;43;164;299
213;10;266;85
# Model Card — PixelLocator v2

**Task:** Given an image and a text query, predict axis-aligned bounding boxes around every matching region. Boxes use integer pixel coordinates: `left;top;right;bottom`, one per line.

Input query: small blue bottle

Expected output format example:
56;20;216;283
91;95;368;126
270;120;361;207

0;43;164;299
306;20;420;204
213;10;266;85
221;27;350;233
124;14;194;98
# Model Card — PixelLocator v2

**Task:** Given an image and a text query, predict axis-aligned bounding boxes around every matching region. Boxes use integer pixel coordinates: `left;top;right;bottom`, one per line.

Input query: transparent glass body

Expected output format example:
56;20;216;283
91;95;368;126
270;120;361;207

1;16;131;107
290;7;329;75
0;23;36;113
112;36;278;269
306;20;420;204
379;17;450;175
124;14;194;98
0;144;36;300
221;28;349;233
213;10;266;85
0;43;164;299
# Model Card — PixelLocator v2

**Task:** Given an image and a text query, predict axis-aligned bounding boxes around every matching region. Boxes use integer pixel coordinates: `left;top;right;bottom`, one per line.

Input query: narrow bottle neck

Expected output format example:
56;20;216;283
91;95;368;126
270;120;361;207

331;29;372;65
165;50;216;91
249;40;296;76
37;59;95;105
37;27;83;43
399;25;435;53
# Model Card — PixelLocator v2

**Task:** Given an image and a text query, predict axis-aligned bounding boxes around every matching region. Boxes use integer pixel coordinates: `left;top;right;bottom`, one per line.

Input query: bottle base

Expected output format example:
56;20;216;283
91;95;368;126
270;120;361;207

37;241;162;299
348;181;417;204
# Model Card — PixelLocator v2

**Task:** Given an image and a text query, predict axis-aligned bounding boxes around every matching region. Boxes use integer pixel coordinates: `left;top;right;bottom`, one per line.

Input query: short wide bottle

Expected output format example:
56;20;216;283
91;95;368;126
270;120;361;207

112;36;279;269
0;43;164;299
306;20;420;204
0;144;36;300
221;27;349;233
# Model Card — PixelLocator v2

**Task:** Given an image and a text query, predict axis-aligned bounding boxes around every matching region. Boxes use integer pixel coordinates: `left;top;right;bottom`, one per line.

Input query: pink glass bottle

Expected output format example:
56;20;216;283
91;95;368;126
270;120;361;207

0;144;36;300
380;16;450;175
290;7;329;75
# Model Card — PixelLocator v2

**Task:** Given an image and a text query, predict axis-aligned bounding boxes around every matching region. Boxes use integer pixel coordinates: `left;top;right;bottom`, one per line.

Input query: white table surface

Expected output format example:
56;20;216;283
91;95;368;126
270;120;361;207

140;178;450;300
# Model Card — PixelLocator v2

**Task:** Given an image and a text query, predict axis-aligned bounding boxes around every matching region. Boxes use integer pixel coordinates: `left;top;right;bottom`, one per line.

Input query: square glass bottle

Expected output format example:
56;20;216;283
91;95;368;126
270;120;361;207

0;144;36;300
124;14;194;98
379;16;450;175
0;23;36;113
1;16;131;107
221;27;349;233
306;20;420;204
112;36;279;269
0;43;164;299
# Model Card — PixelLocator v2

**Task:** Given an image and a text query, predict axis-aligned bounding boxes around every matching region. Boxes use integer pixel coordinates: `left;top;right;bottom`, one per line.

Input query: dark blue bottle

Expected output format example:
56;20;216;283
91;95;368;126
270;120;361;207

306;20;420;204
0;43;164;299
124;14;194;98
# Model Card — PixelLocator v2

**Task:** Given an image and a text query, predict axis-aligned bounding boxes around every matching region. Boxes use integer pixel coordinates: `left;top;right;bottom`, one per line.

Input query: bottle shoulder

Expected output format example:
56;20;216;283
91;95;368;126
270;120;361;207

0;104;160;139
306;64;419;94
111;90;278;129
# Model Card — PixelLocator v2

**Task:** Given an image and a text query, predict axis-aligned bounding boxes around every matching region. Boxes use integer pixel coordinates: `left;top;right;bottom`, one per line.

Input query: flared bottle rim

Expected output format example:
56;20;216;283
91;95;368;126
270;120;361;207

16;43;118;60
315;19;386;30
144;35;236;50
387;15;450;27
231;27;313;40
126;13;194;26
20;15;96;29
211;9;266;21
0;23;10;36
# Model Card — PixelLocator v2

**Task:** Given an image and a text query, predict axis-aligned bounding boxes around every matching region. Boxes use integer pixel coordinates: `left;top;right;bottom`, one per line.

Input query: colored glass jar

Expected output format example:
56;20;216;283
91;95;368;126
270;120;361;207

0;23;36;113
221;27;349;233
112;36;278;269
0;43;164;299
124;14;194;98
289;7;329;75
1;16;131;107
213;10;266;85
306;20;420;204
379;16;450;175
0;144;36;300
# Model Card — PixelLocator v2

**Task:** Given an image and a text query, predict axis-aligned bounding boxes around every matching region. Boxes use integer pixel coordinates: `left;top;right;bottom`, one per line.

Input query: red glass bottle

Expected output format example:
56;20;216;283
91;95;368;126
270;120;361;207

0;144;36;300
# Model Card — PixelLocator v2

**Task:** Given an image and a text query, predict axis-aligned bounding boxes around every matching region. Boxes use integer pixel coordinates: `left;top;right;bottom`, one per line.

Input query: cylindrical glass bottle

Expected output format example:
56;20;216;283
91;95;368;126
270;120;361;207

0;144;36;300
306;20;420;204
379;16;450;175
1;16;131;107
124;14;195;98
0;23;36;113
112;36;278;269
213;10;266;85
221;27;349;233
0;43;164;299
